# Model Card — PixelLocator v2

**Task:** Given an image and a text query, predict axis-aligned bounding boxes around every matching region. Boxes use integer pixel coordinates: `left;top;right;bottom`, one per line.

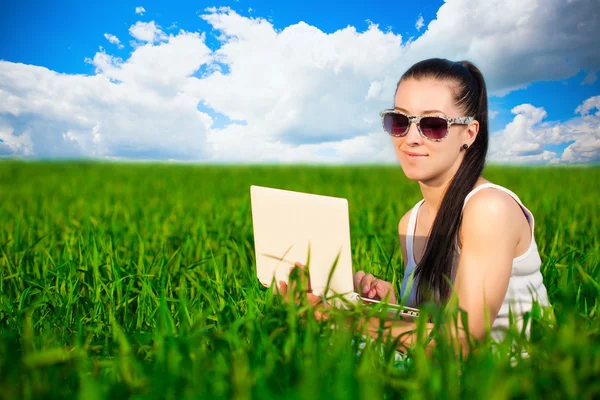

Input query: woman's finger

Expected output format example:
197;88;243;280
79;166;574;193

368;286;377;299
360;273;376;295
306;293;322;307
374;281;385;299
374;280;395;302
307;293;328;321
313;309;329;321
353;270;366;291
279;280;288;298
290;262;312;293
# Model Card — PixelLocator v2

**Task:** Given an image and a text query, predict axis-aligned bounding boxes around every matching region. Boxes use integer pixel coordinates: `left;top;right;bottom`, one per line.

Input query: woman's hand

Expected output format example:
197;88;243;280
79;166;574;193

353;270;397;304
278;262;330;320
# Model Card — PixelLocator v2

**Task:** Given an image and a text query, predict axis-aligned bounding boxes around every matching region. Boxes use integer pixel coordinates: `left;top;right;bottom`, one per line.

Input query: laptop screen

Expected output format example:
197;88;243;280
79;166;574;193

250;185;354;298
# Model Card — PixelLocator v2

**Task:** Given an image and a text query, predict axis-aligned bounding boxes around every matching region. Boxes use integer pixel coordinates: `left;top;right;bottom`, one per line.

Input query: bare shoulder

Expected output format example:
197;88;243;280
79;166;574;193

463;187;523;219
459;187;524;245
398;209;412;237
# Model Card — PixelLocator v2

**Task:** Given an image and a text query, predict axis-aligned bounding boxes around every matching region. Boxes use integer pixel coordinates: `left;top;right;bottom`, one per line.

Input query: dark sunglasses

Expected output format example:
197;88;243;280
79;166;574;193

380;110;474;141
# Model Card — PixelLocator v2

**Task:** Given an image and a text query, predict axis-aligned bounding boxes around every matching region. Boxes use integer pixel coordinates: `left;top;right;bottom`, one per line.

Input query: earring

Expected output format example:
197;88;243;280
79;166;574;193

462;144;469;150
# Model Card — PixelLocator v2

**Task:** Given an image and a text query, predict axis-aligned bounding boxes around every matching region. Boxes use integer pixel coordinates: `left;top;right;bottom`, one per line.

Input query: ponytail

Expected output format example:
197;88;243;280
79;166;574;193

398;58;489;304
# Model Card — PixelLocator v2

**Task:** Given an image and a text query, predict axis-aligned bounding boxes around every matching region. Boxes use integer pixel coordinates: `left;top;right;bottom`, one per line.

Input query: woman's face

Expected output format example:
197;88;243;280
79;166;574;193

391;77;477;184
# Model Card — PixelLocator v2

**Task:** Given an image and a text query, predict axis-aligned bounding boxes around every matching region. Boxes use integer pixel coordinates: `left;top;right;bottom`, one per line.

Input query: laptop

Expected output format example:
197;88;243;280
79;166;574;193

250;185;419;320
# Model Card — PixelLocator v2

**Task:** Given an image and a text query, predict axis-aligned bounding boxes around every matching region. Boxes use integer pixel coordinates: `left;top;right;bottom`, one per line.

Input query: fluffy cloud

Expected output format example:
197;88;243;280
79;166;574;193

560;97;600;163
405;0;600;96
189;9;405;149
0;117;33;156
191;4;599;163
489;96;600;164
415;14;424;31
0;25;213;159
129;21;167;44
575;95;600;116
104;33;124;49
204;123;396;164
135;6;146;15
0;2;598;163
90;30;211;96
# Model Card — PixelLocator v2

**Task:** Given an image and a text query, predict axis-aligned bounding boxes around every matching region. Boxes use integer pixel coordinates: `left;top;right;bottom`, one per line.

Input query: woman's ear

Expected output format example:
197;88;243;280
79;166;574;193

464;120;479;147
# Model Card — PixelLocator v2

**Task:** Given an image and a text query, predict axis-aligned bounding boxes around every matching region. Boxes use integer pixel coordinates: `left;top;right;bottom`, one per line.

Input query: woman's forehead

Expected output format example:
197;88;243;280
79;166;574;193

394;78;457;115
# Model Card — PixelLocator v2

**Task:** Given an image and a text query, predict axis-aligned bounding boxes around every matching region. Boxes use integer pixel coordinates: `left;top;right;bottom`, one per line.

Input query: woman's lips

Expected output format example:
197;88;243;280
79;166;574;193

403;150;428;158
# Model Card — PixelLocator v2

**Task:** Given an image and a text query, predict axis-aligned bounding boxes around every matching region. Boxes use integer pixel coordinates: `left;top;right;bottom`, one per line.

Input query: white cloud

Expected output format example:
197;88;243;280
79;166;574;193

561;136;600;163
415;14;424;31
559;100;600;163
135;6;146;15
204;123;396;164
90;31;211;96
489;97;600;164
188;4;599;160
0;118;33;157
489;110;499;119
0;2;598;164
575;95;600;116
0;27;213;159
104;33;124;49
404;0;600;95
188;8;405;148
129;21;167;44
365;81;384;100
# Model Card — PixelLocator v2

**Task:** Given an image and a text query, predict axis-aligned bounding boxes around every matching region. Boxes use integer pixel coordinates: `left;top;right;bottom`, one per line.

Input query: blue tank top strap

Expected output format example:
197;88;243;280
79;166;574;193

406;199;424;267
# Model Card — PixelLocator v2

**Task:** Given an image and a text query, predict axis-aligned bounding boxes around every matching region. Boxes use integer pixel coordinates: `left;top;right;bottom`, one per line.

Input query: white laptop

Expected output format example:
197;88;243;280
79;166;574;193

250;185;419;320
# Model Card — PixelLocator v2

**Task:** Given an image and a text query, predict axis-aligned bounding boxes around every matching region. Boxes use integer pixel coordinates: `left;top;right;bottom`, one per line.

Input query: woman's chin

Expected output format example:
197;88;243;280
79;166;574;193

402;170;427;181
398;161;427;181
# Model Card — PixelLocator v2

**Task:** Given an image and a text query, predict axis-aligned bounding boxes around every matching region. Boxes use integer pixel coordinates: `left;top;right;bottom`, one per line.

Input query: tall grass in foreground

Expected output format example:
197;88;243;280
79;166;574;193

0;161;599;399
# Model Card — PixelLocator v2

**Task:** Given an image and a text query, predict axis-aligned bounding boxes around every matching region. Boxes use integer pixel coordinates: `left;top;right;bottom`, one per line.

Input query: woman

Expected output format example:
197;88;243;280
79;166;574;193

281;58;551;353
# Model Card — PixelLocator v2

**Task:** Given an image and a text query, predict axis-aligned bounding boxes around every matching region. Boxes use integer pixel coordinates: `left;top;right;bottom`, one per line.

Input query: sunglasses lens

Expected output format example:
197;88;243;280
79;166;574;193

420;117;447;140
384;113;409;136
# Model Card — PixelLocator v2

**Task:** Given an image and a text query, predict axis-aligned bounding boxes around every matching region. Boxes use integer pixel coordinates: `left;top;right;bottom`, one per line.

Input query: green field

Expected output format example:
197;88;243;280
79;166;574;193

0;161;599;399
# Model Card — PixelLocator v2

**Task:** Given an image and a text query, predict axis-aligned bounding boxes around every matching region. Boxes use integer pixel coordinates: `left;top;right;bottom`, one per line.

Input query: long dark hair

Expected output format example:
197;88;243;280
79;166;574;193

397;58;489;305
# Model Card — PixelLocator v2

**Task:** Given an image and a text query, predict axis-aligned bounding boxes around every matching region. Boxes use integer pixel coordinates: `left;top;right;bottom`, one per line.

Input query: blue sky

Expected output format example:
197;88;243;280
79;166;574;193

0;0;598;164
1;0;442;73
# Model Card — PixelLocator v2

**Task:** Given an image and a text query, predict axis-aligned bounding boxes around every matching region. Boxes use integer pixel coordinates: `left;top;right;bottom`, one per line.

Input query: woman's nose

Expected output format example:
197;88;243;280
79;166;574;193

404;120;423;144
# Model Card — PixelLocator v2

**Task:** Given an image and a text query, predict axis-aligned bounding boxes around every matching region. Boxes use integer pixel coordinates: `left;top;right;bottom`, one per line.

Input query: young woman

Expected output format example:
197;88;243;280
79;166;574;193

281;58;551;353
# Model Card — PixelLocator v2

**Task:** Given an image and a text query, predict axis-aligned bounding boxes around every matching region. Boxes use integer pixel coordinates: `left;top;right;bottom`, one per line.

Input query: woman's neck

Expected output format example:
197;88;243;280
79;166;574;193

418;178;452;219
419;175;488;219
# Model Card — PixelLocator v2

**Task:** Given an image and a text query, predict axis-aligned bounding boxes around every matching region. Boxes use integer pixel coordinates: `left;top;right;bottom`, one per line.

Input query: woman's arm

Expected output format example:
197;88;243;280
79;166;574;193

361;189;523;354
452;189;521;340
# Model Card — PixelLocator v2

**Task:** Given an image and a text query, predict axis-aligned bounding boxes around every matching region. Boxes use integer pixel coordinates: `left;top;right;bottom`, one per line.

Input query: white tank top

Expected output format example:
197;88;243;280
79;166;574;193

400;182;551;342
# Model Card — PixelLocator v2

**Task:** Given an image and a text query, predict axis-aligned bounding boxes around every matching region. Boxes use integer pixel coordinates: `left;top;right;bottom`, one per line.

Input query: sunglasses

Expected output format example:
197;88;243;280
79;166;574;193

380;110;474;141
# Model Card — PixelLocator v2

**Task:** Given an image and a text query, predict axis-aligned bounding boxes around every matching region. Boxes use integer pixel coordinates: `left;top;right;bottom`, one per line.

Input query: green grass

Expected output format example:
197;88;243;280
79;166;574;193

0;160;599;399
